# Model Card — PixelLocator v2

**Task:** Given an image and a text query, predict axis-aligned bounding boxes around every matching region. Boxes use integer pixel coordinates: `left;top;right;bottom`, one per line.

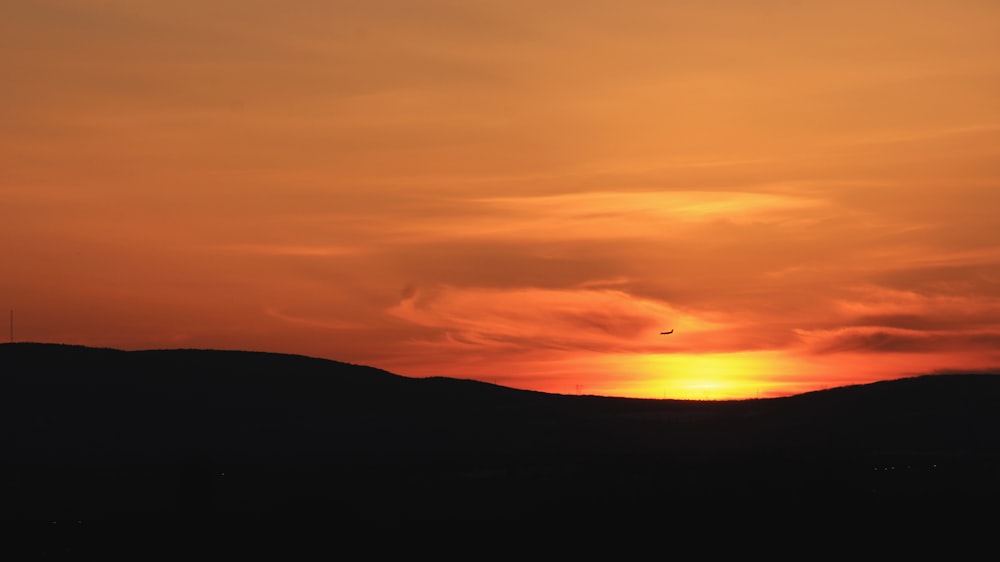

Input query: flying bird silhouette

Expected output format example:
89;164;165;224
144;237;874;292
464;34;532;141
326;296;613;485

660;329;674;335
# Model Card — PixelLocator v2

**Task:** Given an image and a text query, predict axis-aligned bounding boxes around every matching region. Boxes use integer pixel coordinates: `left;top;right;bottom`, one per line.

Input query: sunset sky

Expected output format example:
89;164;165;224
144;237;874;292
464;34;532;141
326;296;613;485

4;1;1000;399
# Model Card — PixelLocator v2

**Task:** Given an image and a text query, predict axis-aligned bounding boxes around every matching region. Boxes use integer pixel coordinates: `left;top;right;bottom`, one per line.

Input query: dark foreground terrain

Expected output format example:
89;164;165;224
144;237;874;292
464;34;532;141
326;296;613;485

2;343;998;554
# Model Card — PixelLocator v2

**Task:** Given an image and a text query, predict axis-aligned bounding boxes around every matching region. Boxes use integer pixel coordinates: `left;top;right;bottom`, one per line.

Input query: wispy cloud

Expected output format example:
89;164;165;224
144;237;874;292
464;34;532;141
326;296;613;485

387;284;727;354
378;190;828;244
796;326;1000;355
218;244;362;257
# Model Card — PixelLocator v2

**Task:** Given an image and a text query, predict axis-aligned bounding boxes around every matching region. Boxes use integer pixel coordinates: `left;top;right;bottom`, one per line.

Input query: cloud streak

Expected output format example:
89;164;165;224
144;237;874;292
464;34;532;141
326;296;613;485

388;284;726;353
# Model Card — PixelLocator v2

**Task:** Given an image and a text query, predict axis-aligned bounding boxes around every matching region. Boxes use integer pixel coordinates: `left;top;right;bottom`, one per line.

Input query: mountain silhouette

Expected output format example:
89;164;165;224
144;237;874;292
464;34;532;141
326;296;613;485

2;342;998;553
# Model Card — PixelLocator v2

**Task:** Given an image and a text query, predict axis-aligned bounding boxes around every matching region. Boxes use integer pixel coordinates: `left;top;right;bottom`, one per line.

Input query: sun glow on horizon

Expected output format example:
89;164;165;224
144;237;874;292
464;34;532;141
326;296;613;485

493;350;831;401
617;351;806;400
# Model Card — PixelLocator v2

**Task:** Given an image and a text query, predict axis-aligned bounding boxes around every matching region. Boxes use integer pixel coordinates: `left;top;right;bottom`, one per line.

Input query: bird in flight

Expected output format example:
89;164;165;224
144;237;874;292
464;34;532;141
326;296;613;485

660;329;674;335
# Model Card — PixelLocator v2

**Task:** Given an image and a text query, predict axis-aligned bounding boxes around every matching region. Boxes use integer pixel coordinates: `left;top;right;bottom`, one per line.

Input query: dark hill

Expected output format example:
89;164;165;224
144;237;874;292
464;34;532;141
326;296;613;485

2;343;998;552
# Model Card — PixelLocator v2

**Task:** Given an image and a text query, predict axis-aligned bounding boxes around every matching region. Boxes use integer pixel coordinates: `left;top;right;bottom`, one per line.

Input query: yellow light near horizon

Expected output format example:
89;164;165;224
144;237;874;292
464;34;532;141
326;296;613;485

630;352;794;400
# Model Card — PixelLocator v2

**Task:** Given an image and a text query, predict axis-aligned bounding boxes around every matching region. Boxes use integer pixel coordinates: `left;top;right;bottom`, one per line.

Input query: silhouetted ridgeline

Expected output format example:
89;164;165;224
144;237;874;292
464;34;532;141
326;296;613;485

2;342;999;552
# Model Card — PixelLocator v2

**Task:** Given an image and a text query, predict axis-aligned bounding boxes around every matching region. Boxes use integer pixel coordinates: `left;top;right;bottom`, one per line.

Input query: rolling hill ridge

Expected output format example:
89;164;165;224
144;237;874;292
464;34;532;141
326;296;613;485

2;343;998;550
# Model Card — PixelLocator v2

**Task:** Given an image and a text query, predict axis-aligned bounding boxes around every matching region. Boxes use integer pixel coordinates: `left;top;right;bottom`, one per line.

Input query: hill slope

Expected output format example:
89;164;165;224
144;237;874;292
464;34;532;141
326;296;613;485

2;343;999;549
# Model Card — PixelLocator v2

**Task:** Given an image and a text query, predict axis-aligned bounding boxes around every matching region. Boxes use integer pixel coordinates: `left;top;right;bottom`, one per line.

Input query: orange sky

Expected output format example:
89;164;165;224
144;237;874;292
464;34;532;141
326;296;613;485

4;1;1000;399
